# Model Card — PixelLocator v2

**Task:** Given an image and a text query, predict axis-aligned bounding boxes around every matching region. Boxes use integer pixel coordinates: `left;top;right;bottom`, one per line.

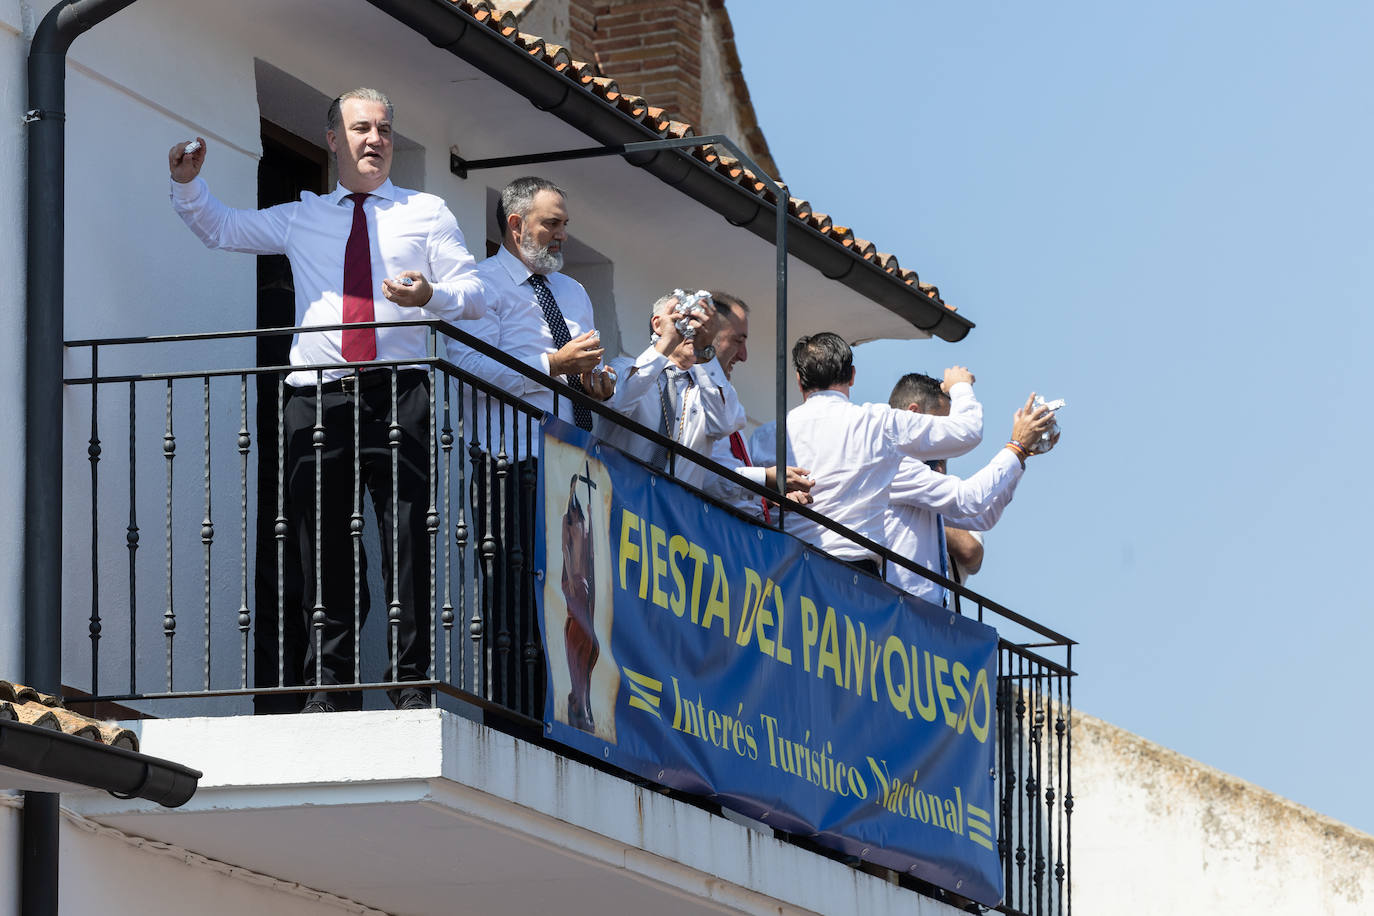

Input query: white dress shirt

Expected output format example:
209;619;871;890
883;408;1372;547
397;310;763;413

747;421;789;472
782;383;982;560
695;358;767;513
597;344;745;494
172;177;489;387
450;246;597;456
883;449;1021;600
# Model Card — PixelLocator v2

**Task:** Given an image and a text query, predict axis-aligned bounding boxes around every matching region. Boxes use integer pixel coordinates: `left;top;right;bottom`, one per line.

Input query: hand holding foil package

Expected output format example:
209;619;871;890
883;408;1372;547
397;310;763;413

1029;396;1064;454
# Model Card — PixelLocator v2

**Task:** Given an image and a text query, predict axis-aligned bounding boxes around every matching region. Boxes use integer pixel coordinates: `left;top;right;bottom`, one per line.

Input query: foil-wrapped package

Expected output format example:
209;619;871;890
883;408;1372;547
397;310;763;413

1029;396;1064;454
670;289;713;340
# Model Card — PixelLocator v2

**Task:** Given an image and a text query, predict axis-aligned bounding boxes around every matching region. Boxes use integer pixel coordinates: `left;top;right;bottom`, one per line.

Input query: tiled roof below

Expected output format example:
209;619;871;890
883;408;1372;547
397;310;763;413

0;681;138;751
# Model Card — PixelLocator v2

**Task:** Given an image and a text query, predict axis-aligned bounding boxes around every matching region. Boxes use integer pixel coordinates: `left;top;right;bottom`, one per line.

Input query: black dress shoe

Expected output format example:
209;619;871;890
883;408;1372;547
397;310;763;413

301;699;337;713
393;687;431;710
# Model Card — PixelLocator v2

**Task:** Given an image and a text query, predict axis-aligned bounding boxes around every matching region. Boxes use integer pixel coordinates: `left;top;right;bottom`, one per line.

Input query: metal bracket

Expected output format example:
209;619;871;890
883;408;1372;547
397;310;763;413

23;109;66;124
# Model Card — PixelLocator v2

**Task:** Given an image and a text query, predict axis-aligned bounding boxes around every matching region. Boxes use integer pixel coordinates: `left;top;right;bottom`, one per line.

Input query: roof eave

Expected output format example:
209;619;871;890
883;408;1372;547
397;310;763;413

0;719;202;807
369;0;974;343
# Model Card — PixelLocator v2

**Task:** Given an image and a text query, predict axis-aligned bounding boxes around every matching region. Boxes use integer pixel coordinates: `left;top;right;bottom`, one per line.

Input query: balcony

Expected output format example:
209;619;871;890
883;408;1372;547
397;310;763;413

58;321;1074;916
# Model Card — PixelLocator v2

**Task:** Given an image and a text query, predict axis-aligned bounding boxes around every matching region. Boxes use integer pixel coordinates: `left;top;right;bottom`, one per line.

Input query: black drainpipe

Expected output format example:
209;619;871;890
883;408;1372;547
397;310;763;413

24;3;141;913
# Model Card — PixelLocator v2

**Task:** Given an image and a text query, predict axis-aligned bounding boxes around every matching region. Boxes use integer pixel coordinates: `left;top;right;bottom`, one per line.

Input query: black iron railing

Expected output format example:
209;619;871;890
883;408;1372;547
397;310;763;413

63;319;1073;915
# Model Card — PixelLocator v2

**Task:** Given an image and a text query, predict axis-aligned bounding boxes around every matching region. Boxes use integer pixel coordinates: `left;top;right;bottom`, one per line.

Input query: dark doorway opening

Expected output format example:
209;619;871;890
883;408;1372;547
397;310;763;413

253;120;327;714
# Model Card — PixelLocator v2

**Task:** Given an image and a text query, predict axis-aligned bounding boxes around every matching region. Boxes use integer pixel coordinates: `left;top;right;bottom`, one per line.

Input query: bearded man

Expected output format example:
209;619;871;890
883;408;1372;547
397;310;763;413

452;176;615;717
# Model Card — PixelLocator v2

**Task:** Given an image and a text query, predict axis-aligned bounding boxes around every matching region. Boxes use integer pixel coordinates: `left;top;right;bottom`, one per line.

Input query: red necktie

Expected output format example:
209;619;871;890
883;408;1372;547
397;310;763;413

342;192;376;362
729;432;771;523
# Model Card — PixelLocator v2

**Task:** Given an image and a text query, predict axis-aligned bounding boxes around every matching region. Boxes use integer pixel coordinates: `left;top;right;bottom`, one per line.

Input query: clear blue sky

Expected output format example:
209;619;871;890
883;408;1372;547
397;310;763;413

728;0;1374;835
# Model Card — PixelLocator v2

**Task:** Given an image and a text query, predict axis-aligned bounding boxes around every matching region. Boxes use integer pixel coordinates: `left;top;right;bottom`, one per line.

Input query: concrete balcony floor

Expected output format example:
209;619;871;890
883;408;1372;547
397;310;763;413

65;709;965;916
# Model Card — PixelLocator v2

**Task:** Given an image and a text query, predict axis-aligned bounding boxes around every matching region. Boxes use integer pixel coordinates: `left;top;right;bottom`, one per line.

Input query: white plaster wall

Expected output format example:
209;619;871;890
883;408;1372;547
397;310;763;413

1071;709;1374;914
0;794;17;916
4;794;358;916
0;2;33;682
58;809;367;916
514;0;571;48
698;7;750;154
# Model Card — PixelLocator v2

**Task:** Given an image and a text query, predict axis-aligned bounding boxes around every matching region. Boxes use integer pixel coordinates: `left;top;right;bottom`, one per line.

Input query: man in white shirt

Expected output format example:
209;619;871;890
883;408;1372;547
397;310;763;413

881;373;1055;604
701;292;812;516
449;176;615;716
597;291;744;491
782;332;983;572
169;88;492;712
453;176;614;452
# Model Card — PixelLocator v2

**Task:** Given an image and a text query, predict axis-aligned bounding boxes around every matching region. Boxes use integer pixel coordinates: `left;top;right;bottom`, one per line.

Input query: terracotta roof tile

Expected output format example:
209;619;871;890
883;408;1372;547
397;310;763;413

514;31;546;56
442;0;950;309
0;680;139;751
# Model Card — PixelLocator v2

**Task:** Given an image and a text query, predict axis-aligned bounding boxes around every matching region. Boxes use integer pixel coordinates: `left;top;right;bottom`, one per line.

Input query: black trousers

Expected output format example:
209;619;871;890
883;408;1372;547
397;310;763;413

472;453;544;719
285;370;432;708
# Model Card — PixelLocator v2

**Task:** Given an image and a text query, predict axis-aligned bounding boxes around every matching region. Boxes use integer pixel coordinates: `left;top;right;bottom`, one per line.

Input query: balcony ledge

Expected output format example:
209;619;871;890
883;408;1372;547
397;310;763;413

64;709;966;916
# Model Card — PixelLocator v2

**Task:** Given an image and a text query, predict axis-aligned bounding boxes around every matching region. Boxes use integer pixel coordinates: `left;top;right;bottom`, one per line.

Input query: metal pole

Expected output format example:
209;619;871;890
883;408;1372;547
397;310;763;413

24;5;142;916
774;183;788;522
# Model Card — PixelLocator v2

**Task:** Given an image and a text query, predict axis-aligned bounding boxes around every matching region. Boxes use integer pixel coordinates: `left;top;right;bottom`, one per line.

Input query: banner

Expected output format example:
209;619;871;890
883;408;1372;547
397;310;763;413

537;417;1003;906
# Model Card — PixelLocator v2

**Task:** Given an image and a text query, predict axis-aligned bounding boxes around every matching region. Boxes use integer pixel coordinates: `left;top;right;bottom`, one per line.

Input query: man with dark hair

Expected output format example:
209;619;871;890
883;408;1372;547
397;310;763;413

169;88;493;712
883;374;1056;604
701;293;812;515
783;333;983;571
450;176;615;717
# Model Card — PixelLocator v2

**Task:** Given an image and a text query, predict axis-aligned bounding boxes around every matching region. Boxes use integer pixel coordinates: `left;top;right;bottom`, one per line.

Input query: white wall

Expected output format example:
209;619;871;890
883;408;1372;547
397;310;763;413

0;794;16;916
0;1;33;682
2;792;374;916
1072;709;1374;914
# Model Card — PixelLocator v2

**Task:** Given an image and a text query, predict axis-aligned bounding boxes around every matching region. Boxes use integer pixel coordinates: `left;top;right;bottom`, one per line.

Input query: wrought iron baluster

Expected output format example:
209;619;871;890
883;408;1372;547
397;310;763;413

1064;645;1074;916
1015;652;1028;909
237;375;251;688
998;645;1013;898
87;346;101;694
457;379;473;690
440;377;455;684
127;380;139;696
1030;662;1047;913
519;412;538;712
494;403;511;708
163;379;177;691
1052;670;1067;915
388;367;402;684
473;383;492;699
275;375;288;688
311;371;326;689
201;377;215;691
427;350;439;702
352;371;363;688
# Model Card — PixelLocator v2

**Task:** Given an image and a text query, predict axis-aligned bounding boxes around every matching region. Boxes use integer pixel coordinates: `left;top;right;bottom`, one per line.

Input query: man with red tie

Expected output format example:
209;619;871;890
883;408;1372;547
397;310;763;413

701;292;813;517
169;88;492;712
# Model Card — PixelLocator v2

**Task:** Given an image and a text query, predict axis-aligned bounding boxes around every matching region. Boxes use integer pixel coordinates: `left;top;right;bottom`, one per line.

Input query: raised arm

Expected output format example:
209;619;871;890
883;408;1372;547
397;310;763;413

887;371;983;461
169;138;293;255
888;451;1022;519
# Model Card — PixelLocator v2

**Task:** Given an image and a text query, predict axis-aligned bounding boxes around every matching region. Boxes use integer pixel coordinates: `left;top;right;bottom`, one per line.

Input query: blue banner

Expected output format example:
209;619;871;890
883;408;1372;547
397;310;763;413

536;417;1003;906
